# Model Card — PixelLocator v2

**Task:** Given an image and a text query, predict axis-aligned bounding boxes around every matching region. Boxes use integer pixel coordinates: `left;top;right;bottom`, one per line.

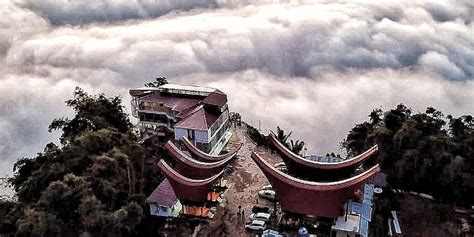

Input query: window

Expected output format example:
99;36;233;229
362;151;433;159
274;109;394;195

187;129;195;140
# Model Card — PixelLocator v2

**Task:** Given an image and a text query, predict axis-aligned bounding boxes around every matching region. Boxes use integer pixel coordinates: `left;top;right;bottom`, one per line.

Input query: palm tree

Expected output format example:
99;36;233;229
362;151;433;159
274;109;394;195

290;140;305;155
276;126;292;147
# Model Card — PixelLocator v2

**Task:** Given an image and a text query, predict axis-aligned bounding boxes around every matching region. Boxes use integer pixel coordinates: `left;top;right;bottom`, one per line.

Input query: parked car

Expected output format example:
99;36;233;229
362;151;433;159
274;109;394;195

261;184;273;190
262;229;285;237
258;190;276;201
274;162;286;168
252;205;273;214
249;212;271;222
224;164;234;173
245;220;266;231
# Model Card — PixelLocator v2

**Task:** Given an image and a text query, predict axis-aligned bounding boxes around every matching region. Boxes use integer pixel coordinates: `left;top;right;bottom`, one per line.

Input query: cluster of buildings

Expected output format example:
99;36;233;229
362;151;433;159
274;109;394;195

129;84;231;154
129;83;239;219
254;132;382;236
148;139;240;218
129;83;393;236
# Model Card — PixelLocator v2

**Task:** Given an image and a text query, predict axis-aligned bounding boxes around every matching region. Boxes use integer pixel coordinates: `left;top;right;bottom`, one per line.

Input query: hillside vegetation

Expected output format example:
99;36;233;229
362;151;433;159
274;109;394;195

2;88;163;236
342;104;473;206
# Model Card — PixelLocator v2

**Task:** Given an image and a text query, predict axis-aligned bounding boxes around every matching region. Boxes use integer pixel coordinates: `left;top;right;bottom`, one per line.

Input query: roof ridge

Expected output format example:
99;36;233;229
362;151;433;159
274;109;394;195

175;105;210;130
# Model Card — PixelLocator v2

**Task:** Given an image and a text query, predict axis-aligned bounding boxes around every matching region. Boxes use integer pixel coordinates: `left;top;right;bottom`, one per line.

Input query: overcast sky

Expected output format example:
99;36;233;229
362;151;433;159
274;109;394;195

1;0;473;195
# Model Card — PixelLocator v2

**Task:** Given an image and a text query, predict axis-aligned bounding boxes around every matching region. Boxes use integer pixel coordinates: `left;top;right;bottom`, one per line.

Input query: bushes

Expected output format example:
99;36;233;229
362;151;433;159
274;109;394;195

246;124;268;147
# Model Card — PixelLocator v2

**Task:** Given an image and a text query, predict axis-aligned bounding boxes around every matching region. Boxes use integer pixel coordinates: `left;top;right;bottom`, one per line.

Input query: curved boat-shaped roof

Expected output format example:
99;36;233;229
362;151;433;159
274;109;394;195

268;133;378;170
181;137;243;162
165;141;233;179
157;159;224;202
251;152;380;217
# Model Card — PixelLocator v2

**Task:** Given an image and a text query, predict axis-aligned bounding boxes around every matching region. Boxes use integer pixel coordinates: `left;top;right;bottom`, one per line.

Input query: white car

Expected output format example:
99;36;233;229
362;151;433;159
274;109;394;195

245;220;266;231
249;212;271;222
261;184;273;190
274;162;286;168
258;190;276;201
262;229;284;237
276;166;288;173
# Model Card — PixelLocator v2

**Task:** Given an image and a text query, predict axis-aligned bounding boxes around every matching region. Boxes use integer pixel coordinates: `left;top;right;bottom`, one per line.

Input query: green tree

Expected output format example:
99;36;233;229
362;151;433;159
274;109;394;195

274;126;306;155
275;126;292;147
290;140;305;155
342;104;474;206
5;88;162;236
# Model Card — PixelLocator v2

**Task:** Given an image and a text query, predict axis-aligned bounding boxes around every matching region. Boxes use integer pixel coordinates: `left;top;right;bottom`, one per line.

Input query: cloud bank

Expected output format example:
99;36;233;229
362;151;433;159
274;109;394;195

14;0;220;25
0;1;473;194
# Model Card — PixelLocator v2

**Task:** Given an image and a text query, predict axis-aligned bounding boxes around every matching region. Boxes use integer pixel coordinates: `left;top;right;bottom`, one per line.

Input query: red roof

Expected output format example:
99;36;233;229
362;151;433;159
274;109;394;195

157;160;224;202
144;92;201;113
202;90;227;107
135;87;228;131
181;136;243;162
175;105;219;130
146;178;177;208
165;141;237;179
251;152;380;218
268;133;378;181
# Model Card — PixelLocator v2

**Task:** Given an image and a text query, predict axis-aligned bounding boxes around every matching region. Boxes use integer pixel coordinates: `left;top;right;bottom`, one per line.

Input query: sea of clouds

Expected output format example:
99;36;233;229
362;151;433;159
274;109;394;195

1;0;473;195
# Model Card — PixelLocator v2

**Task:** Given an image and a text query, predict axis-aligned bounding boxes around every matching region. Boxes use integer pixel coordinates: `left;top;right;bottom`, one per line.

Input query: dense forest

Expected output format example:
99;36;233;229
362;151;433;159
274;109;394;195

1;88;164;236
342;104;473;206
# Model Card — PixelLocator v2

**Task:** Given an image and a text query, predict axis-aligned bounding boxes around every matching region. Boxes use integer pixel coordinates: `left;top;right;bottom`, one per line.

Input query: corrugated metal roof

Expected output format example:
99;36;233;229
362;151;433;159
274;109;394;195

391;211;402;234
160;84;216;93
347;184;374;222
144;92;201;113
202;90;227;107
336;184;375;236
363;184;374;204
306;155;343;163
359;218;369;237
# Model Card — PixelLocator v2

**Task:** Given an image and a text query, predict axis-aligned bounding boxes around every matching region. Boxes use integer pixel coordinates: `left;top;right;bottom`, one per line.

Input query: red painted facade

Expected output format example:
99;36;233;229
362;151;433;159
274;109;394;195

251;152;380;218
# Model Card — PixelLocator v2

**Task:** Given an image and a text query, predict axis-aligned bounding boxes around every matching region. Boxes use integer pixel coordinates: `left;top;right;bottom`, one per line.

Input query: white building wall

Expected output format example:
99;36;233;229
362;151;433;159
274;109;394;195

195;130;208;143
174;127;209;143
174;127;187;140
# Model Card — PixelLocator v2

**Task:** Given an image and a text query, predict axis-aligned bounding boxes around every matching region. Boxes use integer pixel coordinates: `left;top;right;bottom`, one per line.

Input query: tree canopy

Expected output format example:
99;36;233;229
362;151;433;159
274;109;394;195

4;88;163;236
342;104;474;206
275;126;305;155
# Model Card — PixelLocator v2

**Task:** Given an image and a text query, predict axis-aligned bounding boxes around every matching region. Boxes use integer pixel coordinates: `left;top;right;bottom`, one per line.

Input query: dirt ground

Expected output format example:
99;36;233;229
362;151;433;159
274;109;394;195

197;124;282;237
396;194;464;237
